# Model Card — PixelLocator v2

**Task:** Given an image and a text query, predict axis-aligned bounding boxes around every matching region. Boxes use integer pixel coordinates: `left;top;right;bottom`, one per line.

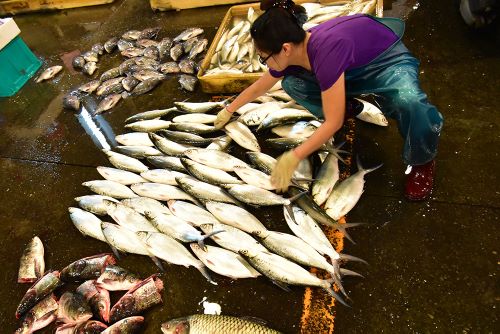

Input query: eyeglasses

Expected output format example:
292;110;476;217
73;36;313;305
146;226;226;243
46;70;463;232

258;53;273;65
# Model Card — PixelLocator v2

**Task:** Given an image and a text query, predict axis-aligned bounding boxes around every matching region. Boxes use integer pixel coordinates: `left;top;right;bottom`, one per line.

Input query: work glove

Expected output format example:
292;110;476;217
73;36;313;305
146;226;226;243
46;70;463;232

214;107;233;129
271;150;300;193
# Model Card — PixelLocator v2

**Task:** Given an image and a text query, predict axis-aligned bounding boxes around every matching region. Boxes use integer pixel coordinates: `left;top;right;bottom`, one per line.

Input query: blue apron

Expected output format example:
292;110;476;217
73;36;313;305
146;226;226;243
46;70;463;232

281;16;444;166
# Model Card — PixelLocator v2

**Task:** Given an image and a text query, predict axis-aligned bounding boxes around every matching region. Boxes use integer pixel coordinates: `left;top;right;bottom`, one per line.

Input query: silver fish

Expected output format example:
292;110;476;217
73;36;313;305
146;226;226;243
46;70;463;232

191;244;261;279
206;135;232;151
125;107;176;123
83;180;138;199
224;121;260;152
184;148;247;172
257;108;318;131
225;184;292;206
325;158;382;220
121;197;171;216
115;145;163;158
103;200;157;232
104;150;149;173
271;120;320;138
18;236;44;283
355;98;388;126
149;133;192;157
97;166;147;185
137;231;216;284
147;156;187;172
140;169;188;186
181;158;243;185
130;182;197;203
101;222;151;256
199;223;267;253
167;200;220;226
69;207;106;242
240;248;347;306
205;201;267;234
74;195;119;216
36;65;63;83
311;152;340;206
160;129;212;146
175;176;239;205
172;113;216;124
95;94;121;114
233;165;274;190
173;100;226;113
168;122;218;135
124;119;171;132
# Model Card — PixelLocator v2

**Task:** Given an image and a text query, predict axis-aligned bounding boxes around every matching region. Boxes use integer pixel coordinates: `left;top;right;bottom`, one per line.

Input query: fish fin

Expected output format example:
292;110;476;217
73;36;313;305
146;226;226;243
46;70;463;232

339;253;368;265
287;190;308;203
322;279;351;307
339;268;365;278
197;264;217;285
272;280;291;292
109;245;121;260
150;256;165;272
337;225;356;244
356;155;383;175
240;316;268;326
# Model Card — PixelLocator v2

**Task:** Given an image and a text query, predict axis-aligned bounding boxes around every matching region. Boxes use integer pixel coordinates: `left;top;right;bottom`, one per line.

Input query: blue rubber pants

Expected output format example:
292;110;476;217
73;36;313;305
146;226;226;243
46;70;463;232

281;18;444;166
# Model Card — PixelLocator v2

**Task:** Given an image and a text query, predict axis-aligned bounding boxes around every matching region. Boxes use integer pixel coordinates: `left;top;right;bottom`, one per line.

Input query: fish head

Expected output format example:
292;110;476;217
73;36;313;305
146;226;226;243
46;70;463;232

161;318;190;334
95;286;111;323
238;249;257;258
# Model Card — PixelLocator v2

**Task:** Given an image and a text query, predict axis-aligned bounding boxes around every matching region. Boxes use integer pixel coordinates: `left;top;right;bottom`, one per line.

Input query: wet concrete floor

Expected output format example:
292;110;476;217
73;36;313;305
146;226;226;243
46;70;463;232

0;0;498;332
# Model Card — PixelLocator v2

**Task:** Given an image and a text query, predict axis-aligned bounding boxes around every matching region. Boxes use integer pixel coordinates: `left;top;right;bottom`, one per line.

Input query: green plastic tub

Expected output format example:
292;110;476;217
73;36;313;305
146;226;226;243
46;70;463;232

0;36;42;97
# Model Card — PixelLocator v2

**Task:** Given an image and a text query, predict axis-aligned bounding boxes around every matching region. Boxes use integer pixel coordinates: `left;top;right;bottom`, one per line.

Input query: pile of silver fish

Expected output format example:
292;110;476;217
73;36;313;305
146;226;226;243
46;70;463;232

15;236;163;333
205;0;378;76
62;26;209;113
69;88;387;327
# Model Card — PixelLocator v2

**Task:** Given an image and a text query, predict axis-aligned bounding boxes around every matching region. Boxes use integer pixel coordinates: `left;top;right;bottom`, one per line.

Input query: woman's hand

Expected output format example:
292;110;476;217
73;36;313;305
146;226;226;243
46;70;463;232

214;107;233;129
271;150;301;193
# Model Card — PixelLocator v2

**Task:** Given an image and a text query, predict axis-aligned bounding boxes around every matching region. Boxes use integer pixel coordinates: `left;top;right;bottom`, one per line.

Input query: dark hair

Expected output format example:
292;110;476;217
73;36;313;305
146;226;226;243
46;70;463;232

251;0;307;54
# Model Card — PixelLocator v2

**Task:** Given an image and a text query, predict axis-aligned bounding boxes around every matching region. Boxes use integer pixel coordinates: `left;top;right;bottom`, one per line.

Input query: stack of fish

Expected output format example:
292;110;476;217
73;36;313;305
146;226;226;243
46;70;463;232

69;88;387;314
60;26;209;114
15;236;163;333
205;0;377;76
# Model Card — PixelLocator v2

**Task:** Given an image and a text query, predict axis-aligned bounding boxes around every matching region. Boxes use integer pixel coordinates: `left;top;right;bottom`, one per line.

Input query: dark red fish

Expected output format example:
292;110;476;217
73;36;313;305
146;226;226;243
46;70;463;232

16;270;62;319
60;253;116;282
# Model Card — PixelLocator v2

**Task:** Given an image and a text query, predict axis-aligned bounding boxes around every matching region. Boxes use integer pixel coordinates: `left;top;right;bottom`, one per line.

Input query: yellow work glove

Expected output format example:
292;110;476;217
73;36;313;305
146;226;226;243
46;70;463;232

271;150;300;193
214;107;233;129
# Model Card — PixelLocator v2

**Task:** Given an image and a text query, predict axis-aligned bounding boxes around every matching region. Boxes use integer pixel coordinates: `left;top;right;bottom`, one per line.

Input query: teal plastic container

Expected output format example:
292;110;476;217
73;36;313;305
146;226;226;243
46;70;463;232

0;36;42;97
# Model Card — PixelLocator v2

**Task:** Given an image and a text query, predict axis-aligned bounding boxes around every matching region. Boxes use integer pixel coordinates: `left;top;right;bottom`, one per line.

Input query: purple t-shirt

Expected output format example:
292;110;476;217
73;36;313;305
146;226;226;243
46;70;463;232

269;14;398;91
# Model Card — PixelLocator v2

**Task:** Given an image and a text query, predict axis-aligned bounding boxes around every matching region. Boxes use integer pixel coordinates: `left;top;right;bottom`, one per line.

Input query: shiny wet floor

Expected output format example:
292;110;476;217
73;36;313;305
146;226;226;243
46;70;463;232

0;0;499;333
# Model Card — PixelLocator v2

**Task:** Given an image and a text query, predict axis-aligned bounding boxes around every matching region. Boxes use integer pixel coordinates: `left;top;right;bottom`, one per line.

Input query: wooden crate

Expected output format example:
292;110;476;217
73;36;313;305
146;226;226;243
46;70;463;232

151;0;255;11
0;0;116;16
197;0;383;94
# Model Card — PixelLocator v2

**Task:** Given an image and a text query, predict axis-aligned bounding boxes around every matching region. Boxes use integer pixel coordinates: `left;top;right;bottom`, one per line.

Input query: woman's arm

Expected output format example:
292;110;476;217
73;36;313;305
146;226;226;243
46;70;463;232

226;71;282;113
270;73;346;192
293;73;346;159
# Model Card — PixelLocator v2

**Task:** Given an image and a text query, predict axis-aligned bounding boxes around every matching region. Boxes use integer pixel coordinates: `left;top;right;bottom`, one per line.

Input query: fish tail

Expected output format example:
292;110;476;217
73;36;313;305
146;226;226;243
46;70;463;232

287;190;307;203
199;229;225;251
356;155;383;175
197;264;218;285
329;261;348;297
150;256;165;272
340;268;365;278
321;279;350;307
337;224;356;244
339;253;368;265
